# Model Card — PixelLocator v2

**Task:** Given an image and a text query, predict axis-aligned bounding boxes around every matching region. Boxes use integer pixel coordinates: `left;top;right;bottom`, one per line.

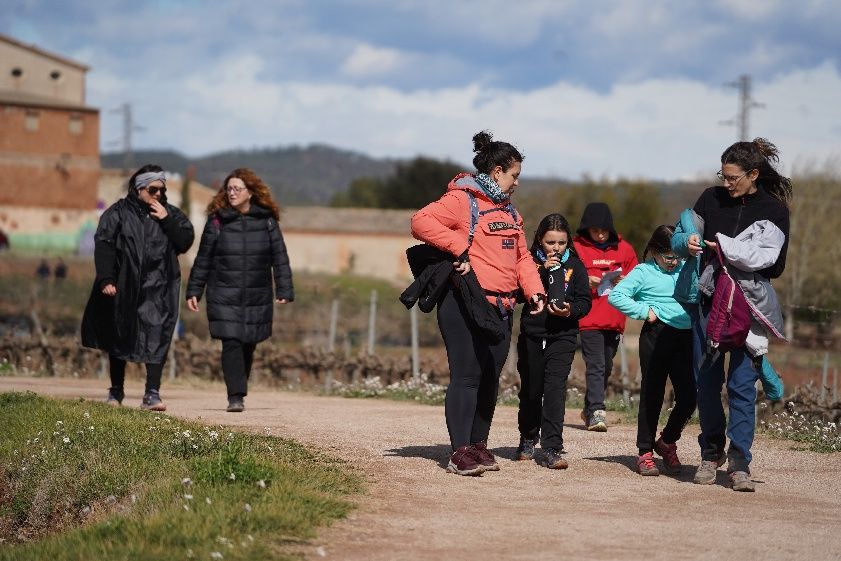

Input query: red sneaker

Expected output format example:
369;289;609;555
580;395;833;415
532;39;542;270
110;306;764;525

654;435;682;474
446;445;484;476
637;451;660;476
471;441;499;471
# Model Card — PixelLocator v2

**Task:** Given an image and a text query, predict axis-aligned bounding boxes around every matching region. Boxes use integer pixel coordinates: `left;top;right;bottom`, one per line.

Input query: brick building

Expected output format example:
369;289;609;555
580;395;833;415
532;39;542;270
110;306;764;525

0;33;100;250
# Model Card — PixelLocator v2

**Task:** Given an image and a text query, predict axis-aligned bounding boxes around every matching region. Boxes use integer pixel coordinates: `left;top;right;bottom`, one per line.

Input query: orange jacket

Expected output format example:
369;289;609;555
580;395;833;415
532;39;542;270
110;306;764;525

410;173;543;311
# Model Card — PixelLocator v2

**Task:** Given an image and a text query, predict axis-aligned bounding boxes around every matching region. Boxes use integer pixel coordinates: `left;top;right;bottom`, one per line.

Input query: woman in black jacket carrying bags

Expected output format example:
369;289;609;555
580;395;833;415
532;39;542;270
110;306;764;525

186;168;294;412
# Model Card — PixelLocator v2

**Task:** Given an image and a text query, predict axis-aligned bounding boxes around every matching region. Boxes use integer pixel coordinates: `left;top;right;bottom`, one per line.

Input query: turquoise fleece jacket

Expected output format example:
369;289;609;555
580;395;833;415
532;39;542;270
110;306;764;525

671;208;703;304
608;260;691;329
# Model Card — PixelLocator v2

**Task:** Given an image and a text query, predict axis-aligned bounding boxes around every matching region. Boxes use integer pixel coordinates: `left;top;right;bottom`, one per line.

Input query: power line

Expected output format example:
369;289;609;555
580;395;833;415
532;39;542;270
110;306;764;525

720;74;764;141
109;103;145;173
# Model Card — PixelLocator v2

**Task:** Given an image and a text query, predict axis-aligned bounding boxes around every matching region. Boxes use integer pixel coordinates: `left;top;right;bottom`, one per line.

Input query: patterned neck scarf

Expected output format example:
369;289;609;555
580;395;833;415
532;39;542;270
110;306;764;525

474;173;509;204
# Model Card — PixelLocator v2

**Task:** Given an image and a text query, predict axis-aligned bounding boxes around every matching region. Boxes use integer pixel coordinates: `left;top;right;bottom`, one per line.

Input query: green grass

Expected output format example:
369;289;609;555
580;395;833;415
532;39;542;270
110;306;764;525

0;392;362;560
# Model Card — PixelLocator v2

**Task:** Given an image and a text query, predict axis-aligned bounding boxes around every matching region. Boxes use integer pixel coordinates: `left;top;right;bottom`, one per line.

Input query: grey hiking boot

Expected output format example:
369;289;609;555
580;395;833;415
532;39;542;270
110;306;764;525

637;451;660;476
693;454;725;485
728;471;756;492
587;409;608;432
515;437;537;461
140;390;167;411
541;448;569;470
226;397;245;413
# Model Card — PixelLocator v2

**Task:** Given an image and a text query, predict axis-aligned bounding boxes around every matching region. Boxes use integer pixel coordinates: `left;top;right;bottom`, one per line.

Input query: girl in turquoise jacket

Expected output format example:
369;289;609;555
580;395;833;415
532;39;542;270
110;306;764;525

608;225;696;476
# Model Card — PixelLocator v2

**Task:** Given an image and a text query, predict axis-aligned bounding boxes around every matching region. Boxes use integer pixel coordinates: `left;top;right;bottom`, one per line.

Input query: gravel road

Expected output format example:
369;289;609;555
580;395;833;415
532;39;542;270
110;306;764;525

2;376;839;561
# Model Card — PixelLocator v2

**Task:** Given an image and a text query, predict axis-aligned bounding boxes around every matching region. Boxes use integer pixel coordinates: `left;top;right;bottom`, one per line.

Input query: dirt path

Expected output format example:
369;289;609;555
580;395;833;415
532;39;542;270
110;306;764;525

2;376;839;561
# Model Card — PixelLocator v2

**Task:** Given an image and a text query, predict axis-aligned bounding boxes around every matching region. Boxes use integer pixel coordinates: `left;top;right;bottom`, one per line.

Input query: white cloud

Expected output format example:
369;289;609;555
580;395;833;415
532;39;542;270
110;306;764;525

341;43;408;77
99;57;841;182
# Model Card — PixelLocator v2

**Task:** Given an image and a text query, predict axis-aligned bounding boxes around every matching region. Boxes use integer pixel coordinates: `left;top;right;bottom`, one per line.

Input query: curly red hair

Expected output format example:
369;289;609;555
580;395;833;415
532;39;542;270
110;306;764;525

207;168;281;220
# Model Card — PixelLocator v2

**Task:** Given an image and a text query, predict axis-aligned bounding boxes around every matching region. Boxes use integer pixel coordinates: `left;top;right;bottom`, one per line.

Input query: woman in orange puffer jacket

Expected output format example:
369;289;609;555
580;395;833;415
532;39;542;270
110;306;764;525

411;130;544;476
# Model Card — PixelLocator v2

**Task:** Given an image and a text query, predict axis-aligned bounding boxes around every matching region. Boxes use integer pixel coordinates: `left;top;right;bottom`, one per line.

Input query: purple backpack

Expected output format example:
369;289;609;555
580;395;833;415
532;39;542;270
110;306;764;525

706;245;751;352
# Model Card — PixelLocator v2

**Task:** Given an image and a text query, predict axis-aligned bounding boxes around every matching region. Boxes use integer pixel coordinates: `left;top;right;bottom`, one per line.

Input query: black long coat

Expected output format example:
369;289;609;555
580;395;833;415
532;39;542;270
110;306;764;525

186;205;294;343
81;193;195;363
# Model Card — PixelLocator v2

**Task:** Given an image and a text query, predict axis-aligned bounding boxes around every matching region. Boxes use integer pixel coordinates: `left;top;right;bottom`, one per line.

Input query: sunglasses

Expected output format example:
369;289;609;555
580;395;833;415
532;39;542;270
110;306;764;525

141;186;166;196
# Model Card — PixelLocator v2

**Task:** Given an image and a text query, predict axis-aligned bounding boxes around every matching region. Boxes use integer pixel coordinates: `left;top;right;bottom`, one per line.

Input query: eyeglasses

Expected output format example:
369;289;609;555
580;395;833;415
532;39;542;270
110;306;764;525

659;254;679;263
141;186;166;196
716;170;749;184
226;185;248;194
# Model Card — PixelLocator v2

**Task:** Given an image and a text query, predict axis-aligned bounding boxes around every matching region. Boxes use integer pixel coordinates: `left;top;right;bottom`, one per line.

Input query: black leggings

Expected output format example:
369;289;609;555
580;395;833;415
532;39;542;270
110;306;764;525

636;321;696;453
221;339;258;398
109;354;163;396
437;288;511;450
517;332;577;451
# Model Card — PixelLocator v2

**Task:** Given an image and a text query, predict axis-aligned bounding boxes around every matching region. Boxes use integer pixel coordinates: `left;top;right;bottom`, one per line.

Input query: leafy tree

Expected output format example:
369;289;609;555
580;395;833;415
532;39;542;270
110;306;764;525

330;157;463;209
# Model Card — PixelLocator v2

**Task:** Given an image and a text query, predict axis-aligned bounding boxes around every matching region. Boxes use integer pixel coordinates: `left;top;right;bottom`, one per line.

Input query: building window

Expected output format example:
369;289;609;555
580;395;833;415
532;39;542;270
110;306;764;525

11;67;23;77
25;110;39;132
69;114;83;135
50;70;62;81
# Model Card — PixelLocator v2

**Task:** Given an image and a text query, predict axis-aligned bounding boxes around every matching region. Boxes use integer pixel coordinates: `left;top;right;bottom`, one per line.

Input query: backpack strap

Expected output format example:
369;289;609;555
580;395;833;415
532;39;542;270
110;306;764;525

465;190;519;250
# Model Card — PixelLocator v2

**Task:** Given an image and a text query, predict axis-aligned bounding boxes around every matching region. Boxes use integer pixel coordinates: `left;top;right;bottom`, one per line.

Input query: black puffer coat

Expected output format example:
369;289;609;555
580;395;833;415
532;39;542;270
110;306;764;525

81;193;195;363
186;204;294;343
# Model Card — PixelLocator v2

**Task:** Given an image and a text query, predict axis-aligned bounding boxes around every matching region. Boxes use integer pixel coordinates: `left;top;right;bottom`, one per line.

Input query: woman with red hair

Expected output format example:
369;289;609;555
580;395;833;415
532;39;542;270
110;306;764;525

186;168;294;412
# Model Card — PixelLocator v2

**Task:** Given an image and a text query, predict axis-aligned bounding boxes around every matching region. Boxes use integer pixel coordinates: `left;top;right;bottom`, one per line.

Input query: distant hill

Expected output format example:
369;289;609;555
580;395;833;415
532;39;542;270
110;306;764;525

101;144;398;205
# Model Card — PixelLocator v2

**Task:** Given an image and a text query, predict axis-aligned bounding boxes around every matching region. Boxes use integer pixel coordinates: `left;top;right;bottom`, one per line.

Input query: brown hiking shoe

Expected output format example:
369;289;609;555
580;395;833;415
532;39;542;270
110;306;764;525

446;445;484;476
471;441;499;471
728;471;756;492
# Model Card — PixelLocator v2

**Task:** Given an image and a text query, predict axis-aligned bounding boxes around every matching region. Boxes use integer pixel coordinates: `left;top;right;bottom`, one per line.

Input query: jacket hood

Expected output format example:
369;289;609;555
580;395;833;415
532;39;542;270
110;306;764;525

447;172;499;203
576;202;618;244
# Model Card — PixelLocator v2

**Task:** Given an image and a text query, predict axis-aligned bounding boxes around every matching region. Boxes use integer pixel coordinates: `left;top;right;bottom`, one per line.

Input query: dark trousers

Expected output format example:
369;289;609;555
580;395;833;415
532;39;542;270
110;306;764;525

636;321;696;453
108;354;163;396
517;332;577;451
221;339;258;398
437;288;512;450
579;329;621;416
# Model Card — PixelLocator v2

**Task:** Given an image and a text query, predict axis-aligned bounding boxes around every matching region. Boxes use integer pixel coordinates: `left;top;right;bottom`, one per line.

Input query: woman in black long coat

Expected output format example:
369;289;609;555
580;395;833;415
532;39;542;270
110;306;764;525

81;164;195;410
186;168;294;412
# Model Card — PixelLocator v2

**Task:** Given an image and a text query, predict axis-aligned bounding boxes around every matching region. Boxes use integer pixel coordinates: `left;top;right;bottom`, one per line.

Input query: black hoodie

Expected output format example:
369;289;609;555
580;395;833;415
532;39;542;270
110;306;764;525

576;202;619;246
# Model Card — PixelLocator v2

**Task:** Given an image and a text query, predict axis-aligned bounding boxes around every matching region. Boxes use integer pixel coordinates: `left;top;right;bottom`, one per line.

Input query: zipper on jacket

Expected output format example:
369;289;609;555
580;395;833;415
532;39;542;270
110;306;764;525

241;214;247;328
733;196;745;236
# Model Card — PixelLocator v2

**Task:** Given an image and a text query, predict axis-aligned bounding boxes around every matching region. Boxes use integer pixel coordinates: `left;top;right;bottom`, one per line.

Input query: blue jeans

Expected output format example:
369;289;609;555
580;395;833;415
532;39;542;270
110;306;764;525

689;304;759;473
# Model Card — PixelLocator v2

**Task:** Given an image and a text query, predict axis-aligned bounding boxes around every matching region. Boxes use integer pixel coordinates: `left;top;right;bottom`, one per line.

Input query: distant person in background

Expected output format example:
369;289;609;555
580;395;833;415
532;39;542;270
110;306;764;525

36;258;51;281
573;203;638;431
186;168;294;413
673;138;791;492
410;130;545;476
81;164;194;410
608;225;695;476
54;257;68;281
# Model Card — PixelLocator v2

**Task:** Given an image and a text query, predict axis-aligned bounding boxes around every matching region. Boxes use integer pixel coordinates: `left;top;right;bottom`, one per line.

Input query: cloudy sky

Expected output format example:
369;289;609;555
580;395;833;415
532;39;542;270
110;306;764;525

4;0;841;180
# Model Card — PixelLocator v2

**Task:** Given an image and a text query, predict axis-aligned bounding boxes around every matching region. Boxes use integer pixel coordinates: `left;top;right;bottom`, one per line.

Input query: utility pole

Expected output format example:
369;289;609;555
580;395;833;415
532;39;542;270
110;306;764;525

110;103;144;173
722;74;764;141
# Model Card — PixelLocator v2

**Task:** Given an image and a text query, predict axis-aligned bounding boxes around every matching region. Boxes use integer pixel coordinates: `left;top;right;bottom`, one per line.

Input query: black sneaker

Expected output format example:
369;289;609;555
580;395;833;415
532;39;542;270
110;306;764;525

515;437;537;461
140;390;166;411
226;397;245;412
541;448;569;469
105;387;124;406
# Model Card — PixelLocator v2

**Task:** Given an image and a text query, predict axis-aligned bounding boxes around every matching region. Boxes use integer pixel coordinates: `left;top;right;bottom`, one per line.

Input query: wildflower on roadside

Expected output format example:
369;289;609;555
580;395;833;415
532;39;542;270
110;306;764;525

256;479;266;489
181;477;192;486
205;497;212;505
210;552;223;560
244;503;252;513
228;472;236;481
63;436;70;444
184;494;193;500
